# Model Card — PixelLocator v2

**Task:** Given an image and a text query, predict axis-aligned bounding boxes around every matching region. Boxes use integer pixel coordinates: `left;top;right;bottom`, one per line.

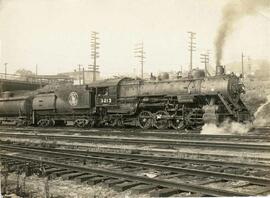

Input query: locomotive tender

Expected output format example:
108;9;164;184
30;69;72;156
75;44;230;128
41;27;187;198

0;67;252;129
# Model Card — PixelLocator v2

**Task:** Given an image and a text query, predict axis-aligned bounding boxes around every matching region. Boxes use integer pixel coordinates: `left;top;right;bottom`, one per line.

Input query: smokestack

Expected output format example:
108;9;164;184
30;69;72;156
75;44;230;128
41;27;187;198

215;0;270;66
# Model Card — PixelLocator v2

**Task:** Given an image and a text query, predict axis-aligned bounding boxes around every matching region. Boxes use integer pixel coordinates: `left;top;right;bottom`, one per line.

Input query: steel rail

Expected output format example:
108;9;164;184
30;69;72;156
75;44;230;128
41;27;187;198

0;154;250;197
1;143;269;169
0;127;269;141
1;139;269;162
1;132;270;151
22;145;270;169
1;145;269;186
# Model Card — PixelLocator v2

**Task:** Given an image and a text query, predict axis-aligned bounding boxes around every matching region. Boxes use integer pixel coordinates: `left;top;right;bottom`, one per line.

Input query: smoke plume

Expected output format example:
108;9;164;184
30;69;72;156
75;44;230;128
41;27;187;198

215;0;270;65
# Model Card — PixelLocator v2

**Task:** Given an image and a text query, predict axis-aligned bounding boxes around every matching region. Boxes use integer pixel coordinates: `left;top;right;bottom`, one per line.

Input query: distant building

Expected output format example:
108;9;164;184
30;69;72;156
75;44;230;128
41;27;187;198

59;70;101;84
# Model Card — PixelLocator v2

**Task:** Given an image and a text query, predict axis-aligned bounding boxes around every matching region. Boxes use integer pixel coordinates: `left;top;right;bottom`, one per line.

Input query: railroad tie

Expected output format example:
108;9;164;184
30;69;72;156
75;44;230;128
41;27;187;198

130;184;157;193
50;170;75;179
197;178;223;185
158;173;187;179
103;179;126;187
183;192;203;197
149;188;183;197
87;176;109;185
44;168;66;176
61;172;87;180
74;174;100;183
112;181;143;192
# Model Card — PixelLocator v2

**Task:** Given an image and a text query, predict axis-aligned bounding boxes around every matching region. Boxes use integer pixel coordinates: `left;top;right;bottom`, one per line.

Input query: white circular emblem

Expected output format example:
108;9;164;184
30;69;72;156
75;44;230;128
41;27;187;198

68;92;79;106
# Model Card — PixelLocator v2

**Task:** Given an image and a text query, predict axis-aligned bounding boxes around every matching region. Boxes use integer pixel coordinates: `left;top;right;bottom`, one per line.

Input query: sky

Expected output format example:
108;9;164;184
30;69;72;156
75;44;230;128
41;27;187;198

0;0;269;77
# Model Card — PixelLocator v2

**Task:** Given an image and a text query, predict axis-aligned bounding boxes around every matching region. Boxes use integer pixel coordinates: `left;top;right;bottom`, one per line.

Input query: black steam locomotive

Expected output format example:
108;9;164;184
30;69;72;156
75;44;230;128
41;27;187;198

0;67;252;129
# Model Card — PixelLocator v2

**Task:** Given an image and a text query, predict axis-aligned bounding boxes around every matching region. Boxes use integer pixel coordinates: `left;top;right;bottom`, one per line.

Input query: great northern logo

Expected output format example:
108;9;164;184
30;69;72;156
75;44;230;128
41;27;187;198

68;92;79;106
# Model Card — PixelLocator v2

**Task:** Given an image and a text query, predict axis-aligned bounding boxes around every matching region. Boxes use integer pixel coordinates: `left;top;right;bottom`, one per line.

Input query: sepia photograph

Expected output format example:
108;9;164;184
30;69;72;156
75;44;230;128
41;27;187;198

0;0;270;197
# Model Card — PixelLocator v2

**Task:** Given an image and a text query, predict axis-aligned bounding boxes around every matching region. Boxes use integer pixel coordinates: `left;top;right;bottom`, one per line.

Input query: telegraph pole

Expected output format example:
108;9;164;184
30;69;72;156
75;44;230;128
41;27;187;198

247;56;251;74
89;31;100;82
241;52;245;78
82;67;85;85
207;50;211;66
188;32;196;72
4;62;7;79
200;53;210;76
134;42;146;79
35;64;38;76
78;64;82;85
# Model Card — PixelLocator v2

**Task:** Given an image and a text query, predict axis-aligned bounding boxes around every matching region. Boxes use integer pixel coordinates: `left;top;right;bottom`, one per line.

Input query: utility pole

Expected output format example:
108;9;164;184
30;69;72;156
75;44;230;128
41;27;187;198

78;64;82;85
82;67;85;85
89;31;100;82
4;62;7;79
207;50;211;66
35;64;38;76
200;53;210;76
187;32;196;72
247;56;251;74
241;52;245;78
134;42;146;79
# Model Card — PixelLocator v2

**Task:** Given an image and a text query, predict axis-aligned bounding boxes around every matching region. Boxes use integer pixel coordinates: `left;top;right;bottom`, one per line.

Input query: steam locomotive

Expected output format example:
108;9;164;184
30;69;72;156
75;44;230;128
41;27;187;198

0;66;252;129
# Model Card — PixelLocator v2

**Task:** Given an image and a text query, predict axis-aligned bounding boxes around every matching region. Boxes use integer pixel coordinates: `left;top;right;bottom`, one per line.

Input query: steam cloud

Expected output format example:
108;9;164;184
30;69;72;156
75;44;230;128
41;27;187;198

201;120;251;135
254;95;270;126
215;0;270;65
201;95;270;135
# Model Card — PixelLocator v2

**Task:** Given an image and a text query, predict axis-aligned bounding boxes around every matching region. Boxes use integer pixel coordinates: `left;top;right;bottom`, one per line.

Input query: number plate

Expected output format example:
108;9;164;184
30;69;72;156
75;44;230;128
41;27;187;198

99;98;112;104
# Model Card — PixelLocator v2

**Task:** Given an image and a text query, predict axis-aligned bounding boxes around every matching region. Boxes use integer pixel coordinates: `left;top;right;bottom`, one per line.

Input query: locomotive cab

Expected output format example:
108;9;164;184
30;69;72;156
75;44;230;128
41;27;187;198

96;86;117;106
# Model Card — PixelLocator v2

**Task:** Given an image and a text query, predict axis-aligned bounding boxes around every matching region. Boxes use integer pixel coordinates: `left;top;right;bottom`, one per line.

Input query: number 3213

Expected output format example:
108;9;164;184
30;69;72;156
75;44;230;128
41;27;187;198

100;98;112;103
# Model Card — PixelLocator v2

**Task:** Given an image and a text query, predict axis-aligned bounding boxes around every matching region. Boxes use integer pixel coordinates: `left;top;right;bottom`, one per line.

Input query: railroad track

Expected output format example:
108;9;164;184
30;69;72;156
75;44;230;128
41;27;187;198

1;132;270;151
1;144;270;196
2;139;269;163
1;144;270;171
0;127;269;142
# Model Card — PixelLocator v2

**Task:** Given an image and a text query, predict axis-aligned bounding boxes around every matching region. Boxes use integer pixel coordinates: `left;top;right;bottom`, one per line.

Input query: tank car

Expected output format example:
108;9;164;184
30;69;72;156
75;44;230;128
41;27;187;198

0;90;35;126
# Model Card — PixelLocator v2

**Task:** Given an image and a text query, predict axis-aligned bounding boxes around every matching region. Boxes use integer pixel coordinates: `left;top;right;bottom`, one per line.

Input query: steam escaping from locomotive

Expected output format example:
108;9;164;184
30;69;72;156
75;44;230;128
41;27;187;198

201;120;251;135
201;95;270;135
215;0;270;65
254;95;270;126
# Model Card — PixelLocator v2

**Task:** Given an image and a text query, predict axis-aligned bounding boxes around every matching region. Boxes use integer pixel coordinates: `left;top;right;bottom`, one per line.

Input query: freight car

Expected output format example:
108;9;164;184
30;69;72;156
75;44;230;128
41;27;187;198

0;90;36;126
0;66;252;129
